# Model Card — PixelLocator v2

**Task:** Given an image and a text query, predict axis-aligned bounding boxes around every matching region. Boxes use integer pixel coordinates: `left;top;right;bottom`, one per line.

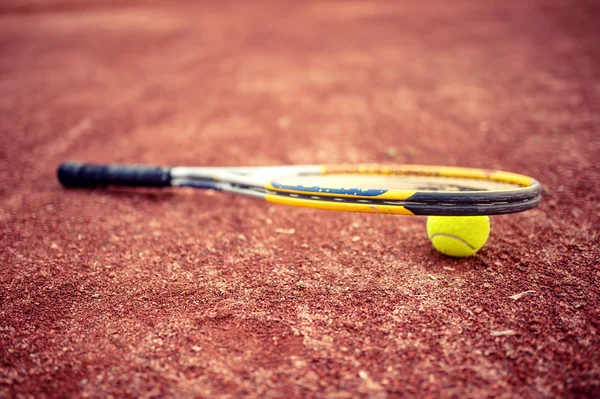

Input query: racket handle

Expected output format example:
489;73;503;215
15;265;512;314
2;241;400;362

58;162;172;188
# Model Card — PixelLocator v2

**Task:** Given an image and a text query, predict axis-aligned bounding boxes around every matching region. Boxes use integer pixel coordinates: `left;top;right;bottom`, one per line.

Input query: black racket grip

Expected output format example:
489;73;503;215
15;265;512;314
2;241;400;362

58;162;172;188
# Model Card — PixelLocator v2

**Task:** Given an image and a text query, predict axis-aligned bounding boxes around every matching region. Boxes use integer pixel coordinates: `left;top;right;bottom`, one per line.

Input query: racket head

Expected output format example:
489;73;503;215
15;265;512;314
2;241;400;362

263;164;541;216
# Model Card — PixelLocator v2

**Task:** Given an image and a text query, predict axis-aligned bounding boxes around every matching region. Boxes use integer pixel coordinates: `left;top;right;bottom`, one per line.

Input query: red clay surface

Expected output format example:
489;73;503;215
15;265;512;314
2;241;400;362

1;1;599;397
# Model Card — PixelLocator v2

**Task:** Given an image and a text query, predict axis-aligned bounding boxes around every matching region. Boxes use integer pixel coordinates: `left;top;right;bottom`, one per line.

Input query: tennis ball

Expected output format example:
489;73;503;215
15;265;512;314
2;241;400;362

427;216;490;257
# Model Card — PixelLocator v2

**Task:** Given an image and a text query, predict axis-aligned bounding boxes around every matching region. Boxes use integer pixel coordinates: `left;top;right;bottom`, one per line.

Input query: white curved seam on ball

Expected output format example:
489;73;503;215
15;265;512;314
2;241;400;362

430;233;476;250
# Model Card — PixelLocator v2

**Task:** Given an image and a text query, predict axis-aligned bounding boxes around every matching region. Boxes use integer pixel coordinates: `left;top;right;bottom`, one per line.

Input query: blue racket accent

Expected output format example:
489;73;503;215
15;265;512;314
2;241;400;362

179;181;221;190
269;182;388;197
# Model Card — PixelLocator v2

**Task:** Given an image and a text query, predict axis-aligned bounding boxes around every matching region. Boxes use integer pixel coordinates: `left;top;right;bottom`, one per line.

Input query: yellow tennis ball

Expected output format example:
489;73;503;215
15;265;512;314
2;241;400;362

427;216;490;257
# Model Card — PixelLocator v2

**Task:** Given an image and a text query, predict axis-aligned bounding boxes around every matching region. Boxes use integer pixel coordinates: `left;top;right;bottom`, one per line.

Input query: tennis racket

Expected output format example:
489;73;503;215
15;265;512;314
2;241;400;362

57;162;541;216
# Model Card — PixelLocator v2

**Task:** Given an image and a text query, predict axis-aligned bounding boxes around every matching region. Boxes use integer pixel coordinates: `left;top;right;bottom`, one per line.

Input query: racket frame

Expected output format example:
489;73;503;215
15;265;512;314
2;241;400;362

169;164;541;216
59;162;542;216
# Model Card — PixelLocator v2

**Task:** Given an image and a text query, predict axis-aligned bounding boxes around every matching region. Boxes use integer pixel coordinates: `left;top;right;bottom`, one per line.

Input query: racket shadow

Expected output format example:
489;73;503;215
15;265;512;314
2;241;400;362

71;186;179;202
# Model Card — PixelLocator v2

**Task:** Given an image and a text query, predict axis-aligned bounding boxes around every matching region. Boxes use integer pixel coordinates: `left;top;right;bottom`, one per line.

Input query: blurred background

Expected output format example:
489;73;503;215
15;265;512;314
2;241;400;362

2;0;597;180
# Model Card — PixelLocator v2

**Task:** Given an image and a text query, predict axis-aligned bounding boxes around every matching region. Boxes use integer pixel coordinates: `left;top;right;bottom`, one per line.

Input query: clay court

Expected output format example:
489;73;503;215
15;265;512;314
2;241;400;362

1;0;599;397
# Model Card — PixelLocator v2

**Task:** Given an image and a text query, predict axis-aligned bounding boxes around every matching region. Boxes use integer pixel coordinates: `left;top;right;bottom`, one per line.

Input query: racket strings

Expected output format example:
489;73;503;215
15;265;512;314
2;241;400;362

265;189;540;207
177;177;540;205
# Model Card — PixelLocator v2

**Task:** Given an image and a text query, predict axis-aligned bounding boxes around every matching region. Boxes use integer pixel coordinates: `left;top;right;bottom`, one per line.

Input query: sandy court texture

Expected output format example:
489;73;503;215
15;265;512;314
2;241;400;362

1;1;599;397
